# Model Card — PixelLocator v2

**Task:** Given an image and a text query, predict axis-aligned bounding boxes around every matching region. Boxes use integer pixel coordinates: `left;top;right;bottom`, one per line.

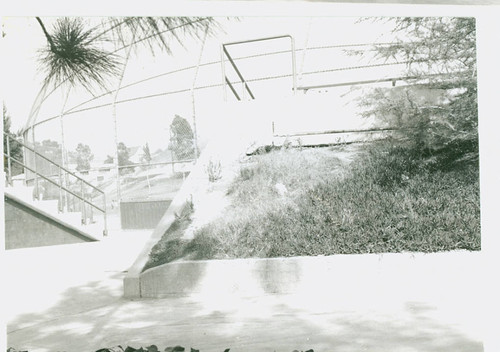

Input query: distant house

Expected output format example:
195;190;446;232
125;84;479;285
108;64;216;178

69;159;115;184
95;162;115;182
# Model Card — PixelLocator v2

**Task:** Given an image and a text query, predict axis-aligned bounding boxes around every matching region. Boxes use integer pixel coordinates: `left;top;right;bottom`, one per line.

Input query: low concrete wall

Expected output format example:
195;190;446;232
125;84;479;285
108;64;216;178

123;94;402;298
120;199;172;229
4;194;97;250
139;251;482;299
123;104;268;298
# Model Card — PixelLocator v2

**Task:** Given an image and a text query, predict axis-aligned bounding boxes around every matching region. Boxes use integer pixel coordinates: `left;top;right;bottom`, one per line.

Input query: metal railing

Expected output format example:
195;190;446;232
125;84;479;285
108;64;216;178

221;35;297;101
3;132;108;236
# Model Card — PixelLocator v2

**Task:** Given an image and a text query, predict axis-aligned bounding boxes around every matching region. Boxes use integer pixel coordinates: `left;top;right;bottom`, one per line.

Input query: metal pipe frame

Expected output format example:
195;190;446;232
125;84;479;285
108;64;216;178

5;155;106;214
4;132;108;235
6;133;12;186
221;34;297;101
10;135;104;194
296;72;453;91
222;46;255;100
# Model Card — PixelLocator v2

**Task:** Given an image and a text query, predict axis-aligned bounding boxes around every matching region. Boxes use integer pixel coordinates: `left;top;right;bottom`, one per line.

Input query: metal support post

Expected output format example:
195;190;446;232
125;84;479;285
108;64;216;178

102;193;108;236
6;134;12;186
191;24;208;162
112;33;135;203
221;44;227;102
58;165;63;212
32;128;39;200
80;180;86;225
222;35;296;98
22;131;28;186
290;36;297;95
89;194;94;223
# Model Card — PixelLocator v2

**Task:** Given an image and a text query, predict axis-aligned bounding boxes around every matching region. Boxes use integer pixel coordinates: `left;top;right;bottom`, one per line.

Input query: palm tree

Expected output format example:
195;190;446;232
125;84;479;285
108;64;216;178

32;16;220;200
35;16;219;92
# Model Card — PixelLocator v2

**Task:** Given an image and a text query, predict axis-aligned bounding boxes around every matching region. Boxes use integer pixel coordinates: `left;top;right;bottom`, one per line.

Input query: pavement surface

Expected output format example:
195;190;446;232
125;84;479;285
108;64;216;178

1;185;493;352
3;218;489;352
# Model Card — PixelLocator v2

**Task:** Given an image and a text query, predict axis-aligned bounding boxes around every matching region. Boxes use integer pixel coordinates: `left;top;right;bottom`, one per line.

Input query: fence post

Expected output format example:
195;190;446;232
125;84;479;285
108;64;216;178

22;131;28;186
89;194;94;223
102;192;108;236
58;165;63;212
290;36;297;95
6;134;12;186
171;150;175;174
80;179;86;225
221;44;227;102
32;128;39;200
191;24;208;162
66;172;72;212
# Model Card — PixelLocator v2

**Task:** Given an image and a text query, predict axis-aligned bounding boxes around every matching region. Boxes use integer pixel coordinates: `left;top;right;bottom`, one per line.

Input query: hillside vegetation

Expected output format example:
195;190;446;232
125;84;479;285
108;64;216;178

144;138;480;270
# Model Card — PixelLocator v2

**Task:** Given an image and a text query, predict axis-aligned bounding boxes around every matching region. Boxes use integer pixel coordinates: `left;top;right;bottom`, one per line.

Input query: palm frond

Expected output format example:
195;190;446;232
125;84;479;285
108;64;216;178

36;16;224;94
105;17;221;55
37;17;121;92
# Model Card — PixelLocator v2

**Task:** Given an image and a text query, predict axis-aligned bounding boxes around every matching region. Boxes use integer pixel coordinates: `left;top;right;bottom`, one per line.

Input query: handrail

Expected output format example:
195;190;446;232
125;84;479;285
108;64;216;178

4;132;104;195
221;34;297;101
273;127;402;138
4;132;108;235
4;154;106;214
225;77;241;101
296;72;466;91
222;46;255;100
117;158;196;170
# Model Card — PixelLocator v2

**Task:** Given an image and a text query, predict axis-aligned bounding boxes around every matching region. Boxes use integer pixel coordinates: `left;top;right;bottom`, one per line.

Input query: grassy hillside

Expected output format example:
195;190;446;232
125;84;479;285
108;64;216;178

145;140;480;269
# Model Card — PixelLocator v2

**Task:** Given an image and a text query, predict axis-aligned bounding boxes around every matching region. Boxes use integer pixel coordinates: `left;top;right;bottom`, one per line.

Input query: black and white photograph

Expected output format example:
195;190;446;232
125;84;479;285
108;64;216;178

2;2;499;352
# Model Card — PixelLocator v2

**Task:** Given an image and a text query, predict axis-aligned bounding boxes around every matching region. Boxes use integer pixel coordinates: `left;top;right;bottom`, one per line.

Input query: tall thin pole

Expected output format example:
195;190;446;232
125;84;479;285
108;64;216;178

112;33;135;202
59;88;71;212
25;82;50;192
6;133;12;186
220;44;227;102
32;127;39;199
299;18;313;86
191;24;209;161
291;36;297;95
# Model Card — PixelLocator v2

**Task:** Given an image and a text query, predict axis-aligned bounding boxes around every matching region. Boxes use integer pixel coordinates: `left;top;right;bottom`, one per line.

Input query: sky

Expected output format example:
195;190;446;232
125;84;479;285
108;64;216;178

0;8;490;160
1;16;407;159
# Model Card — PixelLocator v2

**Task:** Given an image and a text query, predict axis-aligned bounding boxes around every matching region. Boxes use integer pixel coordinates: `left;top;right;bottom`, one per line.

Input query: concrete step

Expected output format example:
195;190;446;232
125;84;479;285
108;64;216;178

33;199;60;214
46;209;107;239
5;185;35;203
57;212;83;228
81;219;108;239
5;183;108;239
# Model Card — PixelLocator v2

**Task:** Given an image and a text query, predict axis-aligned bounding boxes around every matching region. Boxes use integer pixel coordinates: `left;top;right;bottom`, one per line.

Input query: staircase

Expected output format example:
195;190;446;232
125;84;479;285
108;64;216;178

4;132;108;248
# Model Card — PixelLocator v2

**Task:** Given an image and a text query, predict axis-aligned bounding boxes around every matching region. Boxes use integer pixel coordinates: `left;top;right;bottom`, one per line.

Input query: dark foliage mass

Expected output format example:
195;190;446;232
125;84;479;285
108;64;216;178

360;17;478;160
8;346;313;352
169;115;196;160
37;17;121;92
36;16;219;92
3;104;24;176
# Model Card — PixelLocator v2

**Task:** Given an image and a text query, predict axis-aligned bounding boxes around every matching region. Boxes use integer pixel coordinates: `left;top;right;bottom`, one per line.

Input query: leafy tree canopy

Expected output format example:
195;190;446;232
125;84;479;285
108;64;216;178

74;143;94;172
169;115;195;160
3;104;24;175
360;17;477;159
141;142;152;164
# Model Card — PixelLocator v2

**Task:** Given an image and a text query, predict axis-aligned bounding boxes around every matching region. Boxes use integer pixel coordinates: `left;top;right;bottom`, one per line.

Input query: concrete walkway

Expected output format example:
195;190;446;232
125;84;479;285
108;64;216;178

4;225;488;352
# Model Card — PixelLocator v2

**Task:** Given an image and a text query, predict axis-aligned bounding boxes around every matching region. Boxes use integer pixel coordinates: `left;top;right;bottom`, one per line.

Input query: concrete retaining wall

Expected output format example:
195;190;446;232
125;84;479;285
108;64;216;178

139;251;481;299
123;94;400;298
123;104;258;298
4;194;97;249
120;199;172;229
